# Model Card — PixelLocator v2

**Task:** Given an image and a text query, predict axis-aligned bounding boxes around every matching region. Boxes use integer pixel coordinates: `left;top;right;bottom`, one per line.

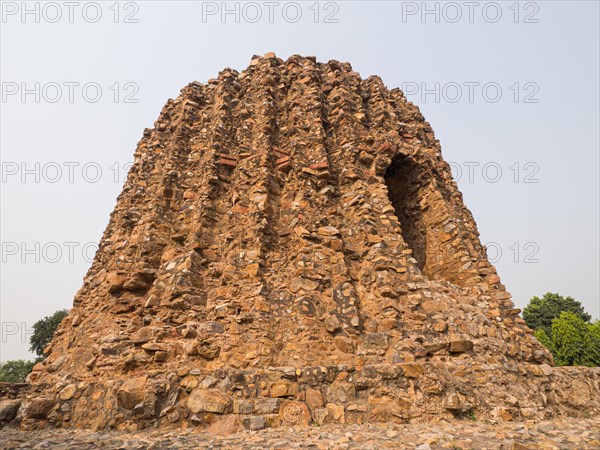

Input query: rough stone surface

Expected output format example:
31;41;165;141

1;418;599;449
24;398;54;419
117;377;147;410
8;53;600;433
0;400;21;422
187;389;232;414
0;383;28;400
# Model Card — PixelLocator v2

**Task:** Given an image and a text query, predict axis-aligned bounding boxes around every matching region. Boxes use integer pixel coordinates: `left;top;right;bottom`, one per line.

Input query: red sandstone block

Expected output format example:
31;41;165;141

219;156;237;167
310;162;329;171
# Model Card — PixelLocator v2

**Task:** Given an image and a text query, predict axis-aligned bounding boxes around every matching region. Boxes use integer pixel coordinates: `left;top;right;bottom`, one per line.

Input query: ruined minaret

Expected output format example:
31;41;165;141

21;54;598;432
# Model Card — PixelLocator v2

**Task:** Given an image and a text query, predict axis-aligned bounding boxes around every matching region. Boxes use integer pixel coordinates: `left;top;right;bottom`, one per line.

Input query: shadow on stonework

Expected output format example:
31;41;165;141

385;154;429;274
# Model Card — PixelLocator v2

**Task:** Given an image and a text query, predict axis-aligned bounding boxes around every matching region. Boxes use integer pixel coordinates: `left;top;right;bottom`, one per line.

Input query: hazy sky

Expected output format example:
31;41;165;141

1;1;598;362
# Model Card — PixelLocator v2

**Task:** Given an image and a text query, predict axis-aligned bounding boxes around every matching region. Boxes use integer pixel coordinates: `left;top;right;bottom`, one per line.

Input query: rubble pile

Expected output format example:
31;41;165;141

5;54;598;432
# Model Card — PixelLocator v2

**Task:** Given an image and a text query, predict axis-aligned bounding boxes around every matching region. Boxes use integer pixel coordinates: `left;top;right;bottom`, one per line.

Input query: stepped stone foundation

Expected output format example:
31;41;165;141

3;54;599;432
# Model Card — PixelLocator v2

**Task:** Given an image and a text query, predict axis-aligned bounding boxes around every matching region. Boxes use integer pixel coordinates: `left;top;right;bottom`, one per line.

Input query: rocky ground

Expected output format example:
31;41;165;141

1;418;599;449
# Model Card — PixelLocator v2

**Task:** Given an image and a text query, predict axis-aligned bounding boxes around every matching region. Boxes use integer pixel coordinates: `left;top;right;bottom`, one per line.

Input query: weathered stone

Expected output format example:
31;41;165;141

59;384;77;401
141;342;166;352
167;410;180;423
187;389;232;414
117;377;147;410
254;398;280;414
444;393;468;412
305;388;324;410
0;399;21;422
207;415;239;435
433;321;448;332
154;350;168;362
424;342;448;354
233;399;254;414
196;343;220;360
400;363;426;378
132;326;154;344
360;333;389;351
280;401;310;427
421;300;448;313
335;336;355;353
311;407;329;425
326;403;345;422
182;341;199;357
527;364;553;377
449;339;474;353
289;277;319;293
318;226;340;237
25;398;54;419
242;415;268;430
565;379;592;407
326;382;355;403
325;315;342;333
270;381;297;398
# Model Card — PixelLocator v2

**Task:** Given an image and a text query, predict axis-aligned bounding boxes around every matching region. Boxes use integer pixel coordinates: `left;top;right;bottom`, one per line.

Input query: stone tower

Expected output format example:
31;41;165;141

21;54;599;431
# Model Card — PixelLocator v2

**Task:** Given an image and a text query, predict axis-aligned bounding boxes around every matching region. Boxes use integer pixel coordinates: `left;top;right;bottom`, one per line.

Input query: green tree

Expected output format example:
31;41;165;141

523;293;591;334
581;320;600;367
544;312;600;367
0;359;36;382
550;311;589;366
534;328;554;353
29;309;68;357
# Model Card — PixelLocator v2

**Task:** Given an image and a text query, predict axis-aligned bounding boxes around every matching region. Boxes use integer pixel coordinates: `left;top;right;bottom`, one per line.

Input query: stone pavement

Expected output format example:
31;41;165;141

2;417;599;449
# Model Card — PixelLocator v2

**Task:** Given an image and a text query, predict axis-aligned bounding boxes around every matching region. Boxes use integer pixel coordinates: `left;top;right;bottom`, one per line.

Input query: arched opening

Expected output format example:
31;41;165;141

385;154;482;286
385;154;429;272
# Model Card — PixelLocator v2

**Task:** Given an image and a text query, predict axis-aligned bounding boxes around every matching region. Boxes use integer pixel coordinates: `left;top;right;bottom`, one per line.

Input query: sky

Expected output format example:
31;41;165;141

1;1;599;362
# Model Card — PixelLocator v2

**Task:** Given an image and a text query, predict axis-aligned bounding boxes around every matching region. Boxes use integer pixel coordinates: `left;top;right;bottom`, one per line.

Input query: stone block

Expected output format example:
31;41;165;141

187;389;232;414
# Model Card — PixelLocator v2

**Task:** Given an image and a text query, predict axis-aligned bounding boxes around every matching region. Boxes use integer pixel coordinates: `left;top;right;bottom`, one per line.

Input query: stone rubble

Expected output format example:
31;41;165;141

2;53;598;433
1;418;599;449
